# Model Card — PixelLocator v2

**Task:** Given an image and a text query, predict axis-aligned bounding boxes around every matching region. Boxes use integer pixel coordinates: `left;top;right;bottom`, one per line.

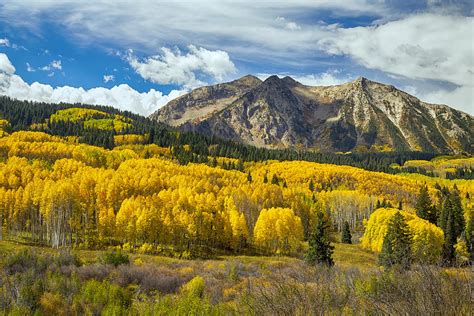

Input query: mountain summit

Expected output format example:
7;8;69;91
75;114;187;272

150;75;473;153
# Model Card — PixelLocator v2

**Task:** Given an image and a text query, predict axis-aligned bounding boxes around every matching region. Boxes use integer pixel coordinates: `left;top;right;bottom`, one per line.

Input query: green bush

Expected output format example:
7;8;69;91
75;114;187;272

73;279;132;315
180;276;205;298
102;252;129;267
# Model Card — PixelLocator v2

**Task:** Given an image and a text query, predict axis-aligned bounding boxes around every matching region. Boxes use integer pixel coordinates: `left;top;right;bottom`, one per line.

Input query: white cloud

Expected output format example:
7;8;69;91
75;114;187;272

0;38;10;47
0;53;185;115
406;85;473;115
320;14;473;87
258;71;353;86
318;13;474;114
292;72;352;86
103;74;114;83
0;53;16;74
276;17;301;31
26;62;35;72
0;1;383;59
41;59;62;71
127;45;236;88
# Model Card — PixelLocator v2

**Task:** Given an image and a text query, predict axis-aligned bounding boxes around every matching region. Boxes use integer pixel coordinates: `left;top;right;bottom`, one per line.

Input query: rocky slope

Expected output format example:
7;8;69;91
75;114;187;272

151;75;474;153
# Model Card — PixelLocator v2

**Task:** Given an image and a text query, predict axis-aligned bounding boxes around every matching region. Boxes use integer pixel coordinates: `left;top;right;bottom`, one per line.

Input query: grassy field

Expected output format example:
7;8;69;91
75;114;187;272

0;239;378;270
0;240;471;315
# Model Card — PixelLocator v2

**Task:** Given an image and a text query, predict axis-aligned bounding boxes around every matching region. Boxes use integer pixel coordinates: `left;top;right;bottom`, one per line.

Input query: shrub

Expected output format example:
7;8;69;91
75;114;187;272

102;252;129;267
181;276;205;298
73;279;132;315
4;250;47;276
113;264;185;294
76;264;112;281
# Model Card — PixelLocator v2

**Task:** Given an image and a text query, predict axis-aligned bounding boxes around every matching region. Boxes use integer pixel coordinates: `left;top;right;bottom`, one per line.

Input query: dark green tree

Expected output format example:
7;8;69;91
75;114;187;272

379;211;413;269
263;173;268;184
465;212;474;262
308;179;315;192
415;185;436;224
439;189;465;264
341;221;352;244
306;212;334;266
247;171;252;183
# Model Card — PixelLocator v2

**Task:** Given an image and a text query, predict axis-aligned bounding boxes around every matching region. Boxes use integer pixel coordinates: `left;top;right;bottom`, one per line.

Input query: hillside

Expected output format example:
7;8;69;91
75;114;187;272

0;96;440;173
0;102;472;315
152;76;474;154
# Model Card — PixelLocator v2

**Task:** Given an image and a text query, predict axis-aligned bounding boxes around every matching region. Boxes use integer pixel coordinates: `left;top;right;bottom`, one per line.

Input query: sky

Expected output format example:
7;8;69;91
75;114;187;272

0;0;472;116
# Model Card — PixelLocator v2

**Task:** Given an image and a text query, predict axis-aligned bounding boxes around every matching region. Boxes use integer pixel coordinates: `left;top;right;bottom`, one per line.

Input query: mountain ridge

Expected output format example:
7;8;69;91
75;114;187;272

151;75;474;154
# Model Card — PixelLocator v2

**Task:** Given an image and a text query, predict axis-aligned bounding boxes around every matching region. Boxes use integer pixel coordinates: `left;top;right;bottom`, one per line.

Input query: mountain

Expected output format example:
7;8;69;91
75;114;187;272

150;75;474;154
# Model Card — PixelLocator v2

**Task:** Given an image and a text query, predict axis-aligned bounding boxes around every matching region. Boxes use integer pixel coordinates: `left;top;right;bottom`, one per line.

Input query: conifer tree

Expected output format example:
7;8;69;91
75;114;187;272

308;179;315;192
341;221;352;244
439;189;465;264
415;185;436;224
306;212;334;266
263;173;268;184
247;171;252;183
465;213;474;262
379;211;413;269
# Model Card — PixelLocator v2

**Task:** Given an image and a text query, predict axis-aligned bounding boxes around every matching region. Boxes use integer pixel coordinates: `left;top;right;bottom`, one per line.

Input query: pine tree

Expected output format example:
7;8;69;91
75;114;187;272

341;221;352;244
415;185;436;224
263;173;268;184
247;171;252;183
308;179;315;192
306;212;334;266
379;211;413;269
439;190;466;265
465;213;474;262
442;210;457;264
398;201;403;210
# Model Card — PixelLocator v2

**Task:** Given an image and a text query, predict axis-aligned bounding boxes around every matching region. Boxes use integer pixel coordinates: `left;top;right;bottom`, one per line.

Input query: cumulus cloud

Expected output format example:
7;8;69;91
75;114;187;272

0;53;185;115
103;74;114;83
41;59;62;71
127;45;236;89
320;14;473;87
258;71;353;86
0;54;16;74
406;85;473;115
318;13;474;114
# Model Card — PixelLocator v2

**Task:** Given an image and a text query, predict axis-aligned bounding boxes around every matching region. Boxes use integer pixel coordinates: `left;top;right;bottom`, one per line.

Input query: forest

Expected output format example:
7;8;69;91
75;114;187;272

0;99;473;315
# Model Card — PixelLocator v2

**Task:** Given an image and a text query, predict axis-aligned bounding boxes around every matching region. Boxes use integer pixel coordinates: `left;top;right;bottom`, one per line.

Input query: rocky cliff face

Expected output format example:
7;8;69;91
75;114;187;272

151;75;474;153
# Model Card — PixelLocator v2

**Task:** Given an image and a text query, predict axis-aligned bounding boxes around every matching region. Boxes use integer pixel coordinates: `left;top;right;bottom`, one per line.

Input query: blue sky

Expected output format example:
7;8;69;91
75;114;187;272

0;0;472;115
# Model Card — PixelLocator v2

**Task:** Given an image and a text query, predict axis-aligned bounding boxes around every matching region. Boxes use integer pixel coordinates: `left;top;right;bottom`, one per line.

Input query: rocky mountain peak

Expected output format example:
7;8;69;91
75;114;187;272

151;75;474;154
